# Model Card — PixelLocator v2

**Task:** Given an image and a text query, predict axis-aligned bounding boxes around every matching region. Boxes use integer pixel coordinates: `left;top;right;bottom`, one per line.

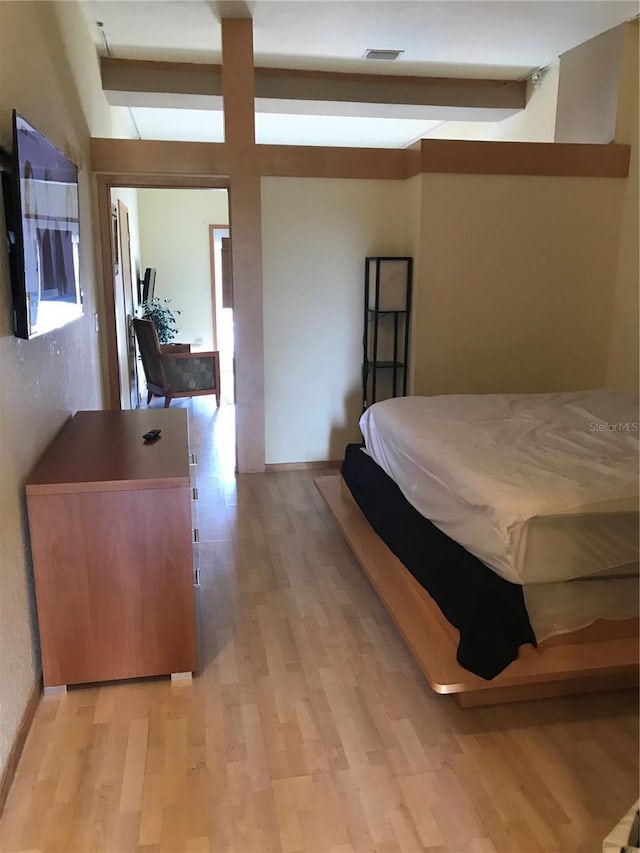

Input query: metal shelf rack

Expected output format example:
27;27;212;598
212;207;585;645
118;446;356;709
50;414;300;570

362;256;412;410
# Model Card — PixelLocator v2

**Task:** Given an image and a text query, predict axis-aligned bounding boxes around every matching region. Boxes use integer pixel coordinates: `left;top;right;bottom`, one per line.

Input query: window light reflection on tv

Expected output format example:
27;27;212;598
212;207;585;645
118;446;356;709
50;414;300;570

5;112;83;339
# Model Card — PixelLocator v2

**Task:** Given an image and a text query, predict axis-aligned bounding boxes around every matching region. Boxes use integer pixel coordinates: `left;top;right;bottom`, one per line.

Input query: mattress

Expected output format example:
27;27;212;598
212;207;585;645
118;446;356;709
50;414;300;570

360;390;639;585
524;575;639;642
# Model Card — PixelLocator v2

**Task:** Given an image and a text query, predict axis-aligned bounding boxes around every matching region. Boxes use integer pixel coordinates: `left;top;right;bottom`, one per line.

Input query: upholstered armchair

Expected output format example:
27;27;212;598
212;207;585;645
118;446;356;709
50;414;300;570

133;318;221;408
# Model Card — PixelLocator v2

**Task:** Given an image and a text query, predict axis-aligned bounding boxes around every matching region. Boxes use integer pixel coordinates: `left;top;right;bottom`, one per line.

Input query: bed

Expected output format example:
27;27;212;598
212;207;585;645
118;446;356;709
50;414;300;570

316;389;639;706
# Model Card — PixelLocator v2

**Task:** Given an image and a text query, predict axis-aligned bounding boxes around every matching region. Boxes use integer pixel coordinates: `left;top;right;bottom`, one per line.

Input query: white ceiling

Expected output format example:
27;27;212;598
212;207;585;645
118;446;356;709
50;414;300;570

255;112;443;147
84;0;639;147
127;105;444;147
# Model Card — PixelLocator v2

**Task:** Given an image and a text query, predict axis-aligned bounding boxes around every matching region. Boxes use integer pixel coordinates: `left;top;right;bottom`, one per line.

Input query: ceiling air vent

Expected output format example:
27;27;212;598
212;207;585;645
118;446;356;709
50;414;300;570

365;49;404;61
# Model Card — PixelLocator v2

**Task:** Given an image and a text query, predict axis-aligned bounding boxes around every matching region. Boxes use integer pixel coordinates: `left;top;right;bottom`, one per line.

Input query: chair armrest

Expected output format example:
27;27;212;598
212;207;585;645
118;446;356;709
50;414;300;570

161;343;191;353
161;350;218;359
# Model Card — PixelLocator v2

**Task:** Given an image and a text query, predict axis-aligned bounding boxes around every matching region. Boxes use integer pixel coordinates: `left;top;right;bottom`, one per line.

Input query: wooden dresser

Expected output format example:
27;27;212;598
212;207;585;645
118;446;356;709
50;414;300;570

26;409;197;689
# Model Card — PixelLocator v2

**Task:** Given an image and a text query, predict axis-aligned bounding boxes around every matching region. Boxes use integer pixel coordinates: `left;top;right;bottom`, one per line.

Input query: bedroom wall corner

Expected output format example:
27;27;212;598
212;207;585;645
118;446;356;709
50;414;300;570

261;177;412;465
606;20;639;390
404;173;423;395
554;24;624;145
425;60;560;144
48;0;114;140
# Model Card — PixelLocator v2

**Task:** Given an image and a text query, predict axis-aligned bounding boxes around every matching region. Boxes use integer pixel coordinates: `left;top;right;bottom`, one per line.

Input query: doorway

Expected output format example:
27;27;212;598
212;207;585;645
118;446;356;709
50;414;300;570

98;173;270;468
106;185;234;461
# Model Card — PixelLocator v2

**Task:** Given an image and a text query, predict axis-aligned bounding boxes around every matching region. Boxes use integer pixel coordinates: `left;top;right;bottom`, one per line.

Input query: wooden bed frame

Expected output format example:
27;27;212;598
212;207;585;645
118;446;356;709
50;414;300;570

315;474;639;708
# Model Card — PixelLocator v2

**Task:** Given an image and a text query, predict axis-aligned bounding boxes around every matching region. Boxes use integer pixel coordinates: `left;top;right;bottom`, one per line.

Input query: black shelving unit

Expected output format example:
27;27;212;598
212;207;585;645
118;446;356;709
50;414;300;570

362;256;412;410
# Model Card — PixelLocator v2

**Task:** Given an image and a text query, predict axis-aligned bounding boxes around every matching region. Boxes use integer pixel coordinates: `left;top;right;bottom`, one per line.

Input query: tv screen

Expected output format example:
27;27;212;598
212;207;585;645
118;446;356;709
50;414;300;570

2;111;83;339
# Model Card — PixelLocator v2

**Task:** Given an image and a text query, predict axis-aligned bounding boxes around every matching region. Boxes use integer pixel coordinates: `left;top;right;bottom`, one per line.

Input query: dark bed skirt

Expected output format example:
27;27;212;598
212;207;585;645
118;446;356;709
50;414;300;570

341;443;536;680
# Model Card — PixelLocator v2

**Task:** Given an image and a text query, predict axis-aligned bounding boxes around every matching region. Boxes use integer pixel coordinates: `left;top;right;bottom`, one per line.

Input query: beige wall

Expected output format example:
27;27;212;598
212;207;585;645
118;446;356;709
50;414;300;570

413;172;624;395
426;62;559;143
490;62;560;143
137;189;229;350
0;0;114;776
261;177;412;464
48;1;114;141
555;25;624;144
606;21;639;388
404;174;423;394
425;21;636;392
260;163;630;462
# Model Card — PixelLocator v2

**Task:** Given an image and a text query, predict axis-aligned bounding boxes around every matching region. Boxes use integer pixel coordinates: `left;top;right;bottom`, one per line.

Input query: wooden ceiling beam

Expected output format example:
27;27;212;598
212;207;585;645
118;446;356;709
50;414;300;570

100;55;526;119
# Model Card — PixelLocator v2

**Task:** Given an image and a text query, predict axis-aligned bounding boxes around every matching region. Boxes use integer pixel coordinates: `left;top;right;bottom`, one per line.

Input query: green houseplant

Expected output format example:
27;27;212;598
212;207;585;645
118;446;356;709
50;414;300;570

139;297;181;344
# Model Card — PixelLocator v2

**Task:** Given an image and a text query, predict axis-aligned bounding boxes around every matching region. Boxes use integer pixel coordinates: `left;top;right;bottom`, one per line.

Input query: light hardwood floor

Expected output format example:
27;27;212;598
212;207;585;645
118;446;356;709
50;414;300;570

0;397;637;853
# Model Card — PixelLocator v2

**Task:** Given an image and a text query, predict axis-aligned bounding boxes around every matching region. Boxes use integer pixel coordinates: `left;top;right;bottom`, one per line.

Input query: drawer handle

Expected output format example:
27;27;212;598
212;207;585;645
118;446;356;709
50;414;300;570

191;487;198;501
192;528;200;543
193;567;201;587
189;453;197;465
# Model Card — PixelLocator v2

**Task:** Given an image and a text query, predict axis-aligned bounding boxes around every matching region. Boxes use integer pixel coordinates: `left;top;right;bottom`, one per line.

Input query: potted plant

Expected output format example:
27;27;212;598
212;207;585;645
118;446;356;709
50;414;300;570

139;297;181;344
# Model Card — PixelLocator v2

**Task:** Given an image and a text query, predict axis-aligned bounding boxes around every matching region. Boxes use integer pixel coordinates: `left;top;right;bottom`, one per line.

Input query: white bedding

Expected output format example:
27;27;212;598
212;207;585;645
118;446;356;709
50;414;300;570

523;575;639;642
360;390;639;586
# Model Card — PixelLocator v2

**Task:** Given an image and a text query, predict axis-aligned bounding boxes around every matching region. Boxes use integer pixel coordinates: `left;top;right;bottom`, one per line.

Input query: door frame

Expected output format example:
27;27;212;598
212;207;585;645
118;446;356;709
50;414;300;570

97;174;230;408
97;171;264;473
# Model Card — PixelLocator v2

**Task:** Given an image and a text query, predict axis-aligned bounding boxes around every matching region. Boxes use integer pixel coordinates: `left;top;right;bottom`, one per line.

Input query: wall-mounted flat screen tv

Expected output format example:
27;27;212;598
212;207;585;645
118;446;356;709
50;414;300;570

1;111;83;339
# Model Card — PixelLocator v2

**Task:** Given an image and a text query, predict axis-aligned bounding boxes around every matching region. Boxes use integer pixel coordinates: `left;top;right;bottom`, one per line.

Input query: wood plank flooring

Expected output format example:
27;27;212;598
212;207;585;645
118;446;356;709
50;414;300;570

0;398;638;852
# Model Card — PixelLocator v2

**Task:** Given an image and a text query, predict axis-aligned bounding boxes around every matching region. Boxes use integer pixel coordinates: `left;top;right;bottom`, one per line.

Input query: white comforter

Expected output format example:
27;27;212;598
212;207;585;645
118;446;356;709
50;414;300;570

360;390;639;585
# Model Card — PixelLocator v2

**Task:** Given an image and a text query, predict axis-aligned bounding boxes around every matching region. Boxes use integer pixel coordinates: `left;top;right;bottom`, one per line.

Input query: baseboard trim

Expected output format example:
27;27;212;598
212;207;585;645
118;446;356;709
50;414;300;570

265;460;342;473
0;676;42;817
